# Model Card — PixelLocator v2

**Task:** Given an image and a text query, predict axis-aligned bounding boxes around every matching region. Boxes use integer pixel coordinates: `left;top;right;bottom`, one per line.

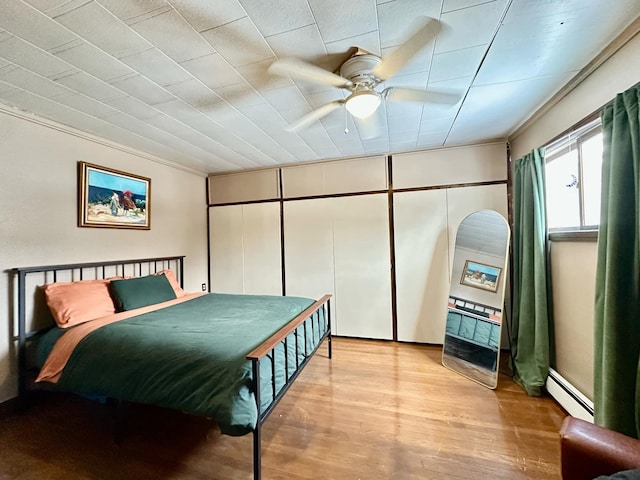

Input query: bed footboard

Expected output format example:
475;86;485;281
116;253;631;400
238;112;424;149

246;295;332;480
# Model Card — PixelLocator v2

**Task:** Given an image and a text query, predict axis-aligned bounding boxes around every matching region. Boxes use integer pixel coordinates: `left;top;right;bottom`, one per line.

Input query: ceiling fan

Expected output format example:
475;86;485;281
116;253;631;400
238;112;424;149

268;17;461;136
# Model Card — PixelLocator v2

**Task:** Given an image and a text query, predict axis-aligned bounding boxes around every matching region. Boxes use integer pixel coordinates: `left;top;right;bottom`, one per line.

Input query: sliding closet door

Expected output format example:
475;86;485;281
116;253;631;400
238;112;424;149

332;194;392;340
209;202;281;295
283;198;335;301
242;202;282;295
209;205;244;293
394;189;450;343
284;195;392;339
283;198;336;331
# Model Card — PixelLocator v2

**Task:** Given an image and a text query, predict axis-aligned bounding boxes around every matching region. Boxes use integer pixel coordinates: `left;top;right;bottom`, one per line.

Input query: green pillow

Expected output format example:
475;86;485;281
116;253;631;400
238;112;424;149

110;274;177;311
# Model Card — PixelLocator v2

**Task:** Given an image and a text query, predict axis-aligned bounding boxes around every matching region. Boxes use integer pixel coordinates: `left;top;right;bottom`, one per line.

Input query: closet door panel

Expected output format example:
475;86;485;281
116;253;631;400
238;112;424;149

446;184;508;271
394;189;450;343
242;202;282;295
332;194;392;340
209;205;244;294
283;199;336;332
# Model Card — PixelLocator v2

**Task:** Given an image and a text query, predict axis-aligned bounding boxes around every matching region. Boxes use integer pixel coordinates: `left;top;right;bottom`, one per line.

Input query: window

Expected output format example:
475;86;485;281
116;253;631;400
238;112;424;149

544;118;603;231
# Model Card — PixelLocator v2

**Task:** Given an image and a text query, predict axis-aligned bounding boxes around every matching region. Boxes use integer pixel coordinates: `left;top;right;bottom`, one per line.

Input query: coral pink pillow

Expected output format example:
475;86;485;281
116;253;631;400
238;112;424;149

43;277;119;328
157;269;187;297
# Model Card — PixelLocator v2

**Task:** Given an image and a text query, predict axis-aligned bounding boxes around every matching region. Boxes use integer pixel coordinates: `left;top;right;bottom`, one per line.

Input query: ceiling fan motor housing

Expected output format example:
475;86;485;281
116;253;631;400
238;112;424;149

339;54;382;85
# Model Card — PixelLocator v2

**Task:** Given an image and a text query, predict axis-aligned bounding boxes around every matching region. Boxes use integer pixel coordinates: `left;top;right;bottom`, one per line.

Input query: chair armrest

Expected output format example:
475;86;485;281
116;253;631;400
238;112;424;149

560;416;640;480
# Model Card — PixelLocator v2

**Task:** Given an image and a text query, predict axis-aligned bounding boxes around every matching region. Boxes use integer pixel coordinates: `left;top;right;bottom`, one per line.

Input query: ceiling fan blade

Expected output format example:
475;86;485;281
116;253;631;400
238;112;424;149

285;101;344;132
354;110;383;140
268;58;353;89
384;87;461;105
373;17;440;81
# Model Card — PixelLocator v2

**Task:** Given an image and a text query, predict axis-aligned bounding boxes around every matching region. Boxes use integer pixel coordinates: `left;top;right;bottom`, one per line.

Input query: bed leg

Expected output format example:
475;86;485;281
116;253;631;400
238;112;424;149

253;423;261;480
252;359;262;480
327;300;332;359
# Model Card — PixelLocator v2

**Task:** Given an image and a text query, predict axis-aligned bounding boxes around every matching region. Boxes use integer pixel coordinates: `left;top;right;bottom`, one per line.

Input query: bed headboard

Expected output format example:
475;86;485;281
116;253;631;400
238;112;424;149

10;255;185;397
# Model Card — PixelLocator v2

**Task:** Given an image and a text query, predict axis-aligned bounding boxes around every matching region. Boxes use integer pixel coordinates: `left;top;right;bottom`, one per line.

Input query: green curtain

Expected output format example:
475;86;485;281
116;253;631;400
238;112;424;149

594;86;640;439
511;148;552;396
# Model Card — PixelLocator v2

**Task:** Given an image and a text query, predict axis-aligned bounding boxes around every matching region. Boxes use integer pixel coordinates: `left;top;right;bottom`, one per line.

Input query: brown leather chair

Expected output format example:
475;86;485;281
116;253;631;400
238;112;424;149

560;416;640;479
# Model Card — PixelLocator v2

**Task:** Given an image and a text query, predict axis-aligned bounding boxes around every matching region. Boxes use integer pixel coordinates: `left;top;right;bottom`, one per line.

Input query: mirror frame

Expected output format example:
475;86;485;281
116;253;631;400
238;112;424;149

441;209;510;389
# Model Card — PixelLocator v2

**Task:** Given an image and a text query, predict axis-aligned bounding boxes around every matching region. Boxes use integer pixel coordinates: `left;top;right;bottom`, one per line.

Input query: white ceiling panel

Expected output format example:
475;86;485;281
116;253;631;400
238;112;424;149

109;74;175;105
52;2;153;59
416;131;447;148
103;95;161;120
429;45;487;83
200;17;274;67
54;70;123;101
119;48;192;87
179;53;243;90
236;58;289;92
447;73;572;144
0;65;70;98
129;9;214;63
214;82;265;109
0;0;76;50
0;79;16;95
51;91;119;118
22;0;81;11
170;0;246;33
0;34;72;78
419;115;455;135
165;78;221;107
475;0;640;86
51;40;135;82
442;0;496;14
325;30;381;57
0;87;107;131
308;0;378;43
242;0;314;37
435;0;507;54
0;0;636;173
96;0;171;24
377;0;441;50
266;25;327;61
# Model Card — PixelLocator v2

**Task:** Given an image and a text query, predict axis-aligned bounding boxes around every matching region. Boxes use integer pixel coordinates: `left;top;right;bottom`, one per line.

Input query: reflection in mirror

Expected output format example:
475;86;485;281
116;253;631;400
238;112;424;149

442;210;510;389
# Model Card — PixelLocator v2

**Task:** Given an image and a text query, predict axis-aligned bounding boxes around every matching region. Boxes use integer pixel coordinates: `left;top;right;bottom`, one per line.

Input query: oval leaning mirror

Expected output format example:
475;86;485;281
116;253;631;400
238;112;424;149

442;210;510;389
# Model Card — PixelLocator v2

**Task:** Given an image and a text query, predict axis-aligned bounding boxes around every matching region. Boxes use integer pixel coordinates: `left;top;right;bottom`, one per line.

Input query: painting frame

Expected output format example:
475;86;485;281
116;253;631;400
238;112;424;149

78;161;151;230
460;259;502;293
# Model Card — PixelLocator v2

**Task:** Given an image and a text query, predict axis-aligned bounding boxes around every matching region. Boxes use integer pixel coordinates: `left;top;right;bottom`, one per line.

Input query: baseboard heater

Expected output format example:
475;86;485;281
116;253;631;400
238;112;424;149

546;368;594;422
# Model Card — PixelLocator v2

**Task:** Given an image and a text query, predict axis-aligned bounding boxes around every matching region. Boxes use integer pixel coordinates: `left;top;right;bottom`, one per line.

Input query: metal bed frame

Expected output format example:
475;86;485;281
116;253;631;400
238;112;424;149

11;255;332;480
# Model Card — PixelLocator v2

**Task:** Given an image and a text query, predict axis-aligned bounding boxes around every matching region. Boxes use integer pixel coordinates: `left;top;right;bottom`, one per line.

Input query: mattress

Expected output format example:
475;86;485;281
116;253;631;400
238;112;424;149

35;293;326;436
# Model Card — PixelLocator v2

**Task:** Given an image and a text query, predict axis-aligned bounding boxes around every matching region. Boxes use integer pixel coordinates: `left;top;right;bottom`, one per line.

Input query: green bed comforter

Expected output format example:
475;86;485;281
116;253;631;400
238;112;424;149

36;293;327;436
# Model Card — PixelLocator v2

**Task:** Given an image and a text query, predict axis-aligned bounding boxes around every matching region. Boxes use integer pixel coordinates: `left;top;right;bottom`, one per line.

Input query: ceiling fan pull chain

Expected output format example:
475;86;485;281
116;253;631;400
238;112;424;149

344;108;349;134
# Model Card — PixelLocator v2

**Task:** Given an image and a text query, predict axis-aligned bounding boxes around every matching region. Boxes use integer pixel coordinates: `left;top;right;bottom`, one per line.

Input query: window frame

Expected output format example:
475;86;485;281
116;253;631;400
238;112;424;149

544;117;602;240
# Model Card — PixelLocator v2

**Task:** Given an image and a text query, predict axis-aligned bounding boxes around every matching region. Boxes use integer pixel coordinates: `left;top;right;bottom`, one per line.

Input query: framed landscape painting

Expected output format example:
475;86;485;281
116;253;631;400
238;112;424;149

78;162;150;229
460;260;502;293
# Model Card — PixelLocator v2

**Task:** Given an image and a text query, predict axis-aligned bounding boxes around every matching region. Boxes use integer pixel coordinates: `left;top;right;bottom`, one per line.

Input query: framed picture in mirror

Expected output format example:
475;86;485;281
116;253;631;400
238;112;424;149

460;260;502;293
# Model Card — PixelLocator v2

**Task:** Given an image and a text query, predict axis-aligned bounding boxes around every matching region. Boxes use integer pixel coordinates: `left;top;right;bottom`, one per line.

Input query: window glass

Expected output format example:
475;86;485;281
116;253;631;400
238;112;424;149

581;131;603;227
546;148;580;229
544;119;602;231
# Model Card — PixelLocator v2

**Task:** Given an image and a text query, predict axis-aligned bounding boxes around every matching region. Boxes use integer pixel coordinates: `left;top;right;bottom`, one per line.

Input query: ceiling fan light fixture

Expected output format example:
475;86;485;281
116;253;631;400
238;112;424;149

345;89;381;119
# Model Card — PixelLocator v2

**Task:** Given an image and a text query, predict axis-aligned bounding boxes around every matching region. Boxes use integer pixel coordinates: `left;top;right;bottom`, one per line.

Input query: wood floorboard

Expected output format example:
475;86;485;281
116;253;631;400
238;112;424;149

0;338;566;479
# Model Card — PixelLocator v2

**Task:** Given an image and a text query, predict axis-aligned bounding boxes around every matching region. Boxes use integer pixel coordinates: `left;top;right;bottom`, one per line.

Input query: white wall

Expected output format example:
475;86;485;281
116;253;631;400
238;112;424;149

509;30;640;402
0;108;208;403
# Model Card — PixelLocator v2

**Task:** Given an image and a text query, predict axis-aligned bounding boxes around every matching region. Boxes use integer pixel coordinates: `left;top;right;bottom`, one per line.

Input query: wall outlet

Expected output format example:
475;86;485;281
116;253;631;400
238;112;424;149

201;283;207;291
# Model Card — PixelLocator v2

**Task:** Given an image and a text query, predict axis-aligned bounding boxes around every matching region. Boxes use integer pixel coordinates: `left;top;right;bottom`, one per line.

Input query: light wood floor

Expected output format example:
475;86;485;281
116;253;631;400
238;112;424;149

0;338;566;479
